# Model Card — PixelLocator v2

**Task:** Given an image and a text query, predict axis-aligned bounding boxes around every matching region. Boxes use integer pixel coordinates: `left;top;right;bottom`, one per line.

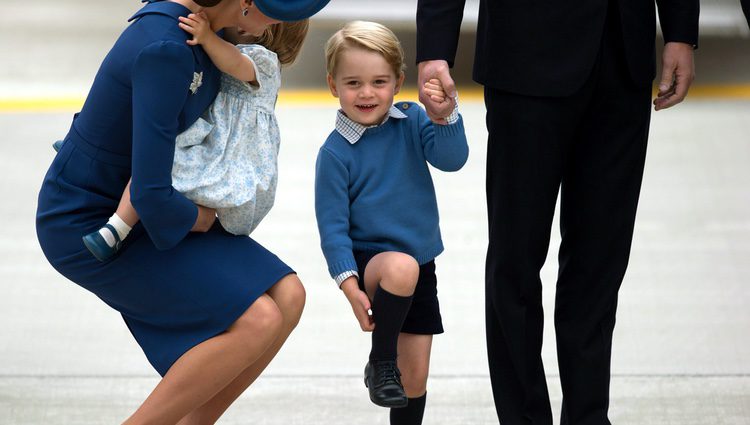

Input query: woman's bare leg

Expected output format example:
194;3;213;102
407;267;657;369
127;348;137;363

176;274;306;425
123;294;284;425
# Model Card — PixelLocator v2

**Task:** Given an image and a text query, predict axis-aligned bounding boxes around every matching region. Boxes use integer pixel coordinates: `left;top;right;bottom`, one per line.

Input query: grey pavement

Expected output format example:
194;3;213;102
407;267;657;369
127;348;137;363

1;0;750;424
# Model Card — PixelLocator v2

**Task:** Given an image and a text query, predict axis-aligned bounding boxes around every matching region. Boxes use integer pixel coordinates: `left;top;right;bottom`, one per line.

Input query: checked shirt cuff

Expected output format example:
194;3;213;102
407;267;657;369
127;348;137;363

335;270;359;288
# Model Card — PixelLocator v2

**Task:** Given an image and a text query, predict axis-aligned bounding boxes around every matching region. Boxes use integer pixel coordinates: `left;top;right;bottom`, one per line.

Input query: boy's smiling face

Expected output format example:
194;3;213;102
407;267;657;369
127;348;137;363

327;47;405;126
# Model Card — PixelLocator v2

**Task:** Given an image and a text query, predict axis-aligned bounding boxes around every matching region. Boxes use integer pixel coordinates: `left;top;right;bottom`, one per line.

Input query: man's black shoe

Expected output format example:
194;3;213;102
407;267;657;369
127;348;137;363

364;360;408;408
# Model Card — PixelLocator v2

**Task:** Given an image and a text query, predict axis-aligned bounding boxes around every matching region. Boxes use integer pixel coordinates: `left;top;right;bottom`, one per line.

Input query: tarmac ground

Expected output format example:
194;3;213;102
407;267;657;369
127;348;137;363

1;0;749;424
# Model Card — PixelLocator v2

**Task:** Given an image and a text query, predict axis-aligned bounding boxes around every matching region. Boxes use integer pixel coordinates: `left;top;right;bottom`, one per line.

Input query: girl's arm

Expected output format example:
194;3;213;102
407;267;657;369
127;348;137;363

178;13;257;83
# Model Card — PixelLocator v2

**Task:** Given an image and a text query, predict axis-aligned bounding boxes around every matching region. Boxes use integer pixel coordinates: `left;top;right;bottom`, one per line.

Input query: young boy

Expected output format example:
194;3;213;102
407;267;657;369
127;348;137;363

315;21;468;425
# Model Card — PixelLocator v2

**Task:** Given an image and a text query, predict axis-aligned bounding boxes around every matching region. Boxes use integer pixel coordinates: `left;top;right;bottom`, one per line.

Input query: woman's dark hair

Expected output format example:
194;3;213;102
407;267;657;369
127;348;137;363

194;0;223;6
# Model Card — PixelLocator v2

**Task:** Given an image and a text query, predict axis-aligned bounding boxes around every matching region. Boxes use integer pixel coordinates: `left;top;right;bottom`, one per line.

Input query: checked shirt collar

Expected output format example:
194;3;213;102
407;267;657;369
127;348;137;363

334;105;407;144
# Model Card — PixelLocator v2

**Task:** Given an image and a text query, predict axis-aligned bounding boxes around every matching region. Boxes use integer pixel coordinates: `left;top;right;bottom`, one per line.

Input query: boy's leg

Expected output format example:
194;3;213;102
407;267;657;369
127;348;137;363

361;252;419;407
362;252;419;361
390;333;432;425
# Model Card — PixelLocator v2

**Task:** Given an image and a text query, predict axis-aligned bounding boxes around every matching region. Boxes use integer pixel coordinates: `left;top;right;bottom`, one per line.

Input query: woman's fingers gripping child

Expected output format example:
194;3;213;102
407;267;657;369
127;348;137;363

341;278;375;332
178;12;214;46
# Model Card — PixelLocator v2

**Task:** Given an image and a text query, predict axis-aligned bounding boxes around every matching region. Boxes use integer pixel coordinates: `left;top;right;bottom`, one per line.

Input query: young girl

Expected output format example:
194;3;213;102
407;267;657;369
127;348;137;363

315;21;468;425
81;13;308;261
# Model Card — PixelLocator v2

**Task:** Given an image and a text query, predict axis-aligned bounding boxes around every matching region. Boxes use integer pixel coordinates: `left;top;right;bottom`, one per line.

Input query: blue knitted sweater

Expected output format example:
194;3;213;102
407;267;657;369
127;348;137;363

314;101;469;279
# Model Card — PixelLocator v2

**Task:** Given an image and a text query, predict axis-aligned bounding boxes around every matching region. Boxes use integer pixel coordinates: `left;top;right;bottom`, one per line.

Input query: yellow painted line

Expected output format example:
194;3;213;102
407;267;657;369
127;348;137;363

1;85;749;113
683;85;750;98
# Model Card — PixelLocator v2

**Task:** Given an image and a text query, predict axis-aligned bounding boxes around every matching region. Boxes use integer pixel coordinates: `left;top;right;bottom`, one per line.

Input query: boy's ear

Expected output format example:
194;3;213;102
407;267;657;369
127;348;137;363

327;74;339;98
394;72;405;95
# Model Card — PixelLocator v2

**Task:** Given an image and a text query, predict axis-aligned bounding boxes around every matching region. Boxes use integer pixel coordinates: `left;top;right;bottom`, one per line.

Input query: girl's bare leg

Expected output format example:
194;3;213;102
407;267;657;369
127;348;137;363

116;180;139;227
176;274;306;425
123;294;284;425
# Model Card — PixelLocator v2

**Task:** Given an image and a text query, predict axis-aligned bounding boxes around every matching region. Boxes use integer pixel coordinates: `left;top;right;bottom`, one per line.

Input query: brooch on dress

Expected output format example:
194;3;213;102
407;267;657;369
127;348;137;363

189;72;203;94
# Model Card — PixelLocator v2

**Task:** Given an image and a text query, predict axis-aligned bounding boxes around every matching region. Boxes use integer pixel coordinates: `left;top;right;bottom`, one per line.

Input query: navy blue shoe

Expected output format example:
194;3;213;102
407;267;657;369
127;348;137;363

82;224;122;262
52;140;65;152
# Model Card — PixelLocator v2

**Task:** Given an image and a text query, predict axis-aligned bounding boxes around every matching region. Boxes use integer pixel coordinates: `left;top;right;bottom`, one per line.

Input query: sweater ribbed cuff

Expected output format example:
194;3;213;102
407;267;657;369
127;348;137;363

434;115;464;137
328;257;359;280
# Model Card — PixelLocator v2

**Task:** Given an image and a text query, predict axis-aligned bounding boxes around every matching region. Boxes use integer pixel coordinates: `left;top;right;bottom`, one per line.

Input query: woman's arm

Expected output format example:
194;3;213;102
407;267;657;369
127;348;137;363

130;41;202;249
178;13;257;83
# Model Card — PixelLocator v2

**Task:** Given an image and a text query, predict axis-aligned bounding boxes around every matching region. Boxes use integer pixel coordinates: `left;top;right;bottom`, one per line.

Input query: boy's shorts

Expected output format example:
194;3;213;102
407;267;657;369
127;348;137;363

354;250;444;335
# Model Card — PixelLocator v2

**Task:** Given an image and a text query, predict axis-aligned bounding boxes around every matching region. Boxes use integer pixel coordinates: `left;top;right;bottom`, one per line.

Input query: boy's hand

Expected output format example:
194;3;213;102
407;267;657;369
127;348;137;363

178;12;214;46
423;78;447;103
422;78;455;125
418;60;456;124
341;278;375;332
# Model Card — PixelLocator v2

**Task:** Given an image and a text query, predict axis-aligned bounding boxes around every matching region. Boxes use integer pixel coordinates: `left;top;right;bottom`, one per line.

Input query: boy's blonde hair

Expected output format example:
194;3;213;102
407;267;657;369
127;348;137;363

325;21;405;78
227;20;310;67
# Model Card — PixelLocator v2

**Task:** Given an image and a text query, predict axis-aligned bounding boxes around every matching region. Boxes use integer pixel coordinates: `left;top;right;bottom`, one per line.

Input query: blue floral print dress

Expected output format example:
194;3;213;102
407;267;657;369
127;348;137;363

172;44;281;235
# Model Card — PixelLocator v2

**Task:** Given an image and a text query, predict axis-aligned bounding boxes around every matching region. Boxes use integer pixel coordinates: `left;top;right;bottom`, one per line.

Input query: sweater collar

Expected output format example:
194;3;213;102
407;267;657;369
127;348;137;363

334;105;407;144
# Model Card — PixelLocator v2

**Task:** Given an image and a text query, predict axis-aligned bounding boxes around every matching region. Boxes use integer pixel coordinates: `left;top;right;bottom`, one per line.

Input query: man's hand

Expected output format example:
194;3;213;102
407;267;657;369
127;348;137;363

654;42;695;111
418;60;457;124
341;277;375;332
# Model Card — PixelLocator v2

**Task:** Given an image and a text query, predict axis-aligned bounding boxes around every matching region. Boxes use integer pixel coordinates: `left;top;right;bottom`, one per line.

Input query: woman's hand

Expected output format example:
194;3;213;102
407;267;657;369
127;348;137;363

341;277;375;332
178;12;216;46
191;204;216;232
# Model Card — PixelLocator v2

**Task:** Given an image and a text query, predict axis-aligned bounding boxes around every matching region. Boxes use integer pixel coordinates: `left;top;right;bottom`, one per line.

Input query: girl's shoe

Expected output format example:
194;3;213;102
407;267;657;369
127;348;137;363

52;140;65;152
364;360;408;408
82;224;122;262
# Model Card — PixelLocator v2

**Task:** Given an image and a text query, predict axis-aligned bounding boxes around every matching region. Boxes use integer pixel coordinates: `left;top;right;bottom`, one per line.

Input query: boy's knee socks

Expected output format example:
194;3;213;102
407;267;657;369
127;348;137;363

369;285;413;361
390;393;427;425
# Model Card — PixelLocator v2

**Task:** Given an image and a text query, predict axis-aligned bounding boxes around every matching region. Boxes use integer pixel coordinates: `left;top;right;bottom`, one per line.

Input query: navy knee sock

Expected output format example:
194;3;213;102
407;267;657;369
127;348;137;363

369;286;413;361
390;393;427;425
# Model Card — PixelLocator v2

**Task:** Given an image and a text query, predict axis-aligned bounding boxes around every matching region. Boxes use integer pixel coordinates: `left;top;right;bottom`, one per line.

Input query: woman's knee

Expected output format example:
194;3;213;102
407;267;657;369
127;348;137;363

231;295;283;340
270;274;306;328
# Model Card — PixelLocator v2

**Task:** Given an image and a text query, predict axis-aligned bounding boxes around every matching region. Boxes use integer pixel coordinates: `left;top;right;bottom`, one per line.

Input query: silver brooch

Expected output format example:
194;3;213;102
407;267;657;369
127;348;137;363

189;72;203;94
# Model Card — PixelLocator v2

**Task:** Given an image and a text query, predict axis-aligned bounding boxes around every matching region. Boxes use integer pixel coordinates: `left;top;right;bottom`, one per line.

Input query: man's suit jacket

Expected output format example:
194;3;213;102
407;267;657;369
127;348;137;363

416;0;699;97
742;0;750;27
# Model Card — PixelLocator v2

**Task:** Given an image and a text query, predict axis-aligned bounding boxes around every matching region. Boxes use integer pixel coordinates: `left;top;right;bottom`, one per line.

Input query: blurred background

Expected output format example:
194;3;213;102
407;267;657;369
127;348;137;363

0;0;748;424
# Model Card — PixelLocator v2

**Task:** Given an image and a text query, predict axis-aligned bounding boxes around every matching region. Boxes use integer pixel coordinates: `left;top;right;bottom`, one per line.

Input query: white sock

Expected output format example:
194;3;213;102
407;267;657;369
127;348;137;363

98;213;132;248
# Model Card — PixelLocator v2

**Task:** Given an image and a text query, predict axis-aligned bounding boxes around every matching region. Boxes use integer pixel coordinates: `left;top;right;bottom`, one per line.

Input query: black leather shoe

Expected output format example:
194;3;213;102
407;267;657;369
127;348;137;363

364;360;408;408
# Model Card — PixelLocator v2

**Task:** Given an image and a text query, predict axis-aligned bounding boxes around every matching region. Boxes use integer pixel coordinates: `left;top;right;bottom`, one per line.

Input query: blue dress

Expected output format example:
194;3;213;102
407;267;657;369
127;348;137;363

35;1;293;376
172;44;281;236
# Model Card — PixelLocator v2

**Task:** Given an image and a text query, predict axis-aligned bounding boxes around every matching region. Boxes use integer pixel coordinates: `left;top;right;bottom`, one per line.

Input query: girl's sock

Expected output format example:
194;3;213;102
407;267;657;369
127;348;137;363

369;286;413;361
99;213;132;247
390;393;427;425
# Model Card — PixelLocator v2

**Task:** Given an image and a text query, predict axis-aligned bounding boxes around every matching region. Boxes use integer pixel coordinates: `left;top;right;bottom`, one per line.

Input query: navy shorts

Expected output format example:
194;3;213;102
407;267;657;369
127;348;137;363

354;251;444;335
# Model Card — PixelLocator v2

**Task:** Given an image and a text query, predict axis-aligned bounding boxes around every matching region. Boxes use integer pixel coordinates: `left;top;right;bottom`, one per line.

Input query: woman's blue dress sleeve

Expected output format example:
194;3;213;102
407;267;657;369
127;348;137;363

131;40;198;250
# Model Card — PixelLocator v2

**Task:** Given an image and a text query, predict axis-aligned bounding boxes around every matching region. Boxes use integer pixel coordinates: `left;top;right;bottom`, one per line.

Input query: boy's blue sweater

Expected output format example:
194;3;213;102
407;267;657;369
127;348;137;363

314;101;469;279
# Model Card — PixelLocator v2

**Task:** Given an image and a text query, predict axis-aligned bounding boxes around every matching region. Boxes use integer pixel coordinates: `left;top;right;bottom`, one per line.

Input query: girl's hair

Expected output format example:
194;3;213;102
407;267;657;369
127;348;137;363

325;21;405;78
227;20;310;67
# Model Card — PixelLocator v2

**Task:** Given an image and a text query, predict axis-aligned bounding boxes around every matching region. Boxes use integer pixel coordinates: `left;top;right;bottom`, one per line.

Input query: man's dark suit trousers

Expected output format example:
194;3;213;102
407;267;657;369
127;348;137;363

483;4;652;425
